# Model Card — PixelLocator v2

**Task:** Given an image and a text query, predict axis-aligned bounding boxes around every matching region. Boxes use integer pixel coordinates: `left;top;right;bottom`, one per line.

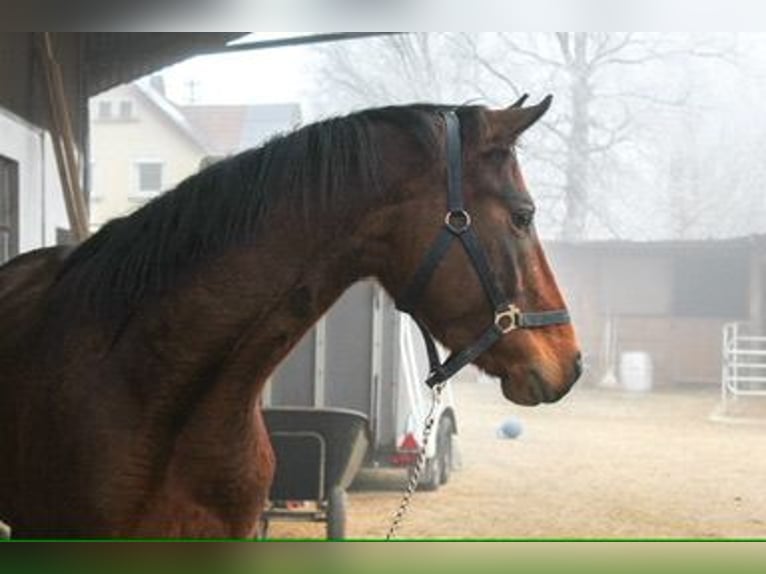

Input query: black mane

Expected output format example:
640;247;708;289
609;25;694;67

54;103;478;319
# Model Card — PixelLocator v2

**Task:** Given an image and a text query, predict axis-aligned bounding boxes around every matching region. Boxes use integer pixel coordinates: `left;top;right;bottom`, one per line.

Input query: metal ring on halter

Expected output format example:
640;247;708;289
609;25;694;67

444;209;471;234
494;304;521;334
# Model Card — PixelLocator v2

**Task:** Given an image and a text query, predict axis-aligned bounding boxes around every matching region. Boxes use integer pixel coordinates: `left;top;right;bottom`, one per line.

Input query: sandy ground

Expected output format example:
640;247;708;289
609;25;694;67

266;378;766;539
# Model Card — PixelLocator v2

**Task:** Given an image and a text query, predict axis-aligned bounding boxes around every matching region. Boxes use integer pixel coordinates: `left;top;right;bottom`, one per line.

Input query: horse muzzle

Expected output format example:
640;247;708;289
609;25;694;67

500;353;582;406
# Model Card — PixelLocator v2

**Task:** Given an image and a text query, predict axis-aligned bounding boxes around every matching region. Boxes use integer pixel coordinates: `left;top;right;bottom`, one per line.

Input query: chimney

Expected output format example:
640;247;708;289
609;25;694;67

149;75;166;97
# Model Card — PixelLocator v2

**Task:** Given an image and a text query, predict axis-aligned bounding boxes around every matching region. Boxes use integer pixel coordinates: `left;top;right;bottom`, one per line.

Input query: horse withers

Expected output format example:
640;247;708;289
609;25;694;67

0;97;580;538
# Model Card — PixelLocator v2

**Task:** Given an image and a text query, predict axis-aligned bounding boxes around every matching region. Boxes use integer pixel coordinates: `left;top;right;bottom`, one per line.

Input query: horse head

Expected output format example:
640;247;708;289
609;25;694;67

376;97;581;406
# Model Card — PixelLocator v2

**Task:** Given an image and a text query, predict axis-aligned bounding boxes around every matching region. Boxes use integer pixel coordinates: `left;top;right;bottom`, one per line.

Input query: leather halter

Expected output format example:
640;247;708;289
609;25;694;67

395;110;571;388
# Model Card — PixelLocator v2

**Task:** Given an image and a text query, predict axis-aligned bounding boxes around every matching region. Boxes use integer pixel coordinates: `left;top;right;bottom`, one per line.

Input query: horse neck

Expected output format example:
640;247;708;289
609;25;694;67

125;198;393;404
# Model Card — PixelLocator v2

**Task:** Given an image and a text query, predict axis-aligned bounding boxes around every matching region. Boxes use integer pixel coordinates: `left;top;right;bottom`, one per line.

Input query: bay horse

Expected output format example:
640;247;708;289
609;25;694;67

0;97;580;538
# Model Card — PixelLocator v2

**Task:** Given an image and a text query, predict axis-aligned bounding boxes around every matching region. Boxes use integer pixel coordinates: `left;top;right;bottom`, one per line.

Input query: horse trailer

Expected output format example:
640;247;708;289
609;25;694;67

263;281;459;493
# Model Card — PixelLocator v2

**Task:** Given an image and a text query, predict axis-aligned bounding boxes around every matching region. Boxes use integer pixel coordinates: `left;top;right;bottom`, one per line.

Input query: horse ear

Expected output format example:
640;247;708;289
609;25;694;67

510;93;529;108
499;94;553;140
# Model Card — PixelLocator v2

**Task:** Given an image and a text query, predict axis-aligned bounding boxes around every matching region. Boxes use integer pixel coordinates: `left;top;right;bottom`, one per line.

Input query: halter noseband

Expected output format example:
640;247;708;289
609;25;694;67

395;110;571;388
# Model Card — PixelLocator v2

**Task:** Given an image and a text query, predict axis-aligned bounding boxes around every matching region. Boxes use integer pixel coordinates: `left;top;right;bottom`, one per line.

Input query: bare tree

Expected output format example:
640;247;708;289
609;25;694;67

310;33;468;114
311;33;739;240
660;106;766;240
458;33;735;240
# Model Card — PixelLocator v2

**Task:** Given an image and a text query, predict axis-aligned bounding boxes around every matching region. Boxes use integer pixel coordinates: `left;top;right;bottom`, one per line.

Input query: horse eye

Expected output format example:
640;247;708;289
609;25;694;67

512;210;534;230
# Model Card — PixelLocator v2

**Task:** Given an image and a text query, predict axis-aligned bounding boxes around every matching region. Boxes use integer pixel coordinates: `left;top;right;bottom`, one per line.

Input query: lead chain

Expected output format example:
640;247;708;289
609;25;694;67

385;381;446;540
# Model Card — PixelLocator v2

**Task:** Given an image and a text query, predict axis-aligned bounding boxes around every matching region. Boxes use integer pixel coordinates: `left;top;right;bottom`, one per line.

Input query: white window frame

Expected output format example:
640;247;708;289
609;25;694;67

88;157;102;202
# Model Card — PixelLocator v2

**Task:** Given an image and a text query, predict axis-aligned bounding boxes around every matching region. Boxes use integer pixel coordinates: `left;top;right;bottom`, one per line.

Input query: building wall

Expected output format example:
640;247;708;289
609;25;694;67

751;250;766;332
89;84;206;228
0;33;249;247
0;34;83;252
547;242;756;388
615;316;725;385
0;106;68;255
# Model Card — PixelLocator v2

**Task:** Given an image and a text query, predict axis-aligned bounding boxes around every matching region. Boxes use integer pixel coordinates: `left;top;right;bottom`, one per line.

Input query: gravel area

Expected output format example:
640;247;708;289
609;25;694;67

267;376;766;539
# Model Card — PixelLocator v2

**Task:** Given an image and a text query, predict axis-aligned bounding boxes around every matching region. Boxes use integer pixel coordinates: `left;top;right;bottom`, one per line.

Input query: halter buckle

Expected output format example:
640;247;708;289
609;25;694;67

444;210;471;234
495;304;521;334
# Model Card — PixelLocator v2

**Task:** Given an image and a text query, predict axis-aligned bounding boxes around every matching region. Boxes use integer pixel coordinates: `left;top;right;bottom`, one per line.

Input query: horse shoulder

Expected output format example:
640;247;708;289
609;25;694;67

0;246;72;302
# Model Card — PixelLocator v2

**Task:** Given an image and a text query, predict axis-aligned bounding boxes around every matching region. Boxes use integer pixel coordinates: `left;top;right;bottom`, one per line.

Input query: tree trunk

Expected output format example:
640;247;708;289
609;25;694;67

561;33;590;241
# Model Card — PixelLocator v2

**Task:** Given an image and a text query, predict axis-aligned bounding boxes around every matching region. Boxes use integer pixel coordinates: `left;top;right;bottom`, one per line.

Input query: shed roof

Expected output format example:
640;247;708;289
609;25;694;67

547;235;766;256
85;33;246;96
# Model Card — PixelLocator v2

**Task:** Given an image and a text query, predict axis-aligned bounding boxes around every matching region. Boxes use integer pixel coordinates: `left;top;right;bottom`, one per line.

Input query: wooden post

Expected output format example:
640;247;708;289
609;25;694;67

37;32;89;243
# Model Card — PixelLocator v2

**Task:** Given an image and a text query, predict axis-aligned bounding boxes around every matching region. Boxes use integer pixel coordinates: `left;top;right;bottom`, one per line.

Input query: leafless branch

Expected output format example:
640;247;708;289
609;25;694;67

538;120;569;145
594;89;691;108
461;35;523;98
589;33;636;67
498;33;565;69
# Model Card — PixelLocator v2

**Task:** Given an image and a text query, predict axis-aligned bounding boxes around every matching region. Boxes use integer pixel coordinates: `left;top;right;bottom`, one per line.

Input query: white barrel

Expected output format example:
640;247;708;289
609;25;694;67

619;351;653;392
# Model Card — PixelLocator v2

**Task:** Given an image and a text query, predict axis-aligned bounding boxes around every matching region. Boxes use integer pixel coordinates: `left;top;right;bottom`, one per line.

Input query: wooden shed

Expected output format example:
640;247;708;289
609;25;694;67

0;32;382;257
0;32;244;257
547;236;766;389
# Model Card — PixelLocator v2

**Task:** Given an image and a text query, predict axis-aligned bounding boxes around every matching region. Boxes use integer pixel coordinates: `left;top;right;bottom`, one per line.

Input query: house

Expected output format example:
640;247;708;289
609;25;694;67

180;103;301;157
88;81;209;229
547;236;766;389
0;107;68;265
1;33;375;260
0;33;244;262
88;78;302;229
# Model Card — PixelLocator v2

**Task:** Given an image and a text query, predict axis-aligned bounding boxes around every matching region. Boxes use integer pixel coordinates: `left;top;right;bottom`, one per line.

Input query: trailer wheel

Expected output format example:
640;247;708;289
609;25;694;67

417;454;442;491
437;417;453;485
326;487;347;539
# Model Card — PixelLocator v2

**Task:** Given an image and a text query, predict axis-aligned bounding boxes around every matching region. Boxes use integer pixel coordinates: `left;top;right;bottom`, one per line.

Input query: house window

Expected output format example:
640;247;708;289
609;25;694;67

118;100;134;121
135;161;164;195
0;156;19;264
97;100;112;120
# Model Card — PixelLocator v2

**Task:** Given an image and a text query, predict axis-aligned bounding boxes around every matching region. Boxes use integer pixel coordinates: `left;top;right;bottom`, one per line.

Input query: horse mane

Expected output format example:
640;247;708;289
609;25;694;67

54;103;475;320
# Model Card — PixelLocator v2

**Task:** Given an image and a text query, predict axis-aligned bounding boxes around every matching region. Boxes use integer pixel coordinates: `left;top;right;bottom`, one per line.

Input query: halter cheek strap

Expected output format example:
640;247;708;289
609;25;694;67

395;111;570;388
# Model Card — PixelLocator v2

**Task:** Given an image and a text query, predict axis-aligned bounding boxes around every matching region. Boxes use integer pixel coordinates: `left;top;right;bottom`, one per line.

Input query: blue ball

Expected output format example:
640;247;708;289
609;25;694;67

497;416;523;439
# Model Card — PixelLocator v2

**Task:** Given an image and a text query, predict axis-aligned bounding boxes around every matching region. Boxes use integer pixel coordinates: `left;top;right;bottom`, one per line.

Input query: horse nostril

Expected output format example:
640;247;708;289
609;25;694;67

572;352;583;380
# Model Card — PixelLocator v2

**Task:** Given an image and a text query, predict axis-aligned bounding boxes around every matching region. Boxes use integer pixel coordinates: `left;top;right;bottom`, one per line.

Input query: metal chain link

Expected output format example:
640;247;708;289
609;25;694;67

385;381;446;540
